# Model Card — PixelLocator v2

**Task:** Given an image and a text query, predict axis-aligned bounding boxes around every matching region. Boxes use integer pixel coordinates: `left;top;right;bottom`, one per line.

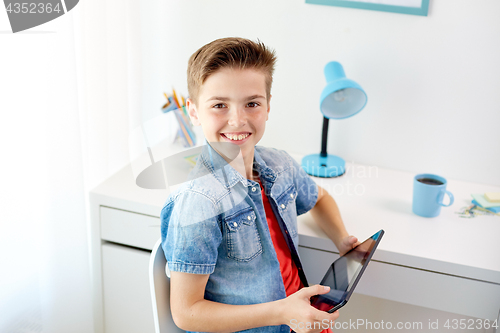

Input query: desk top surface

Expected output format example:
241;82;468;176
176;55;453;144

90;153;500;284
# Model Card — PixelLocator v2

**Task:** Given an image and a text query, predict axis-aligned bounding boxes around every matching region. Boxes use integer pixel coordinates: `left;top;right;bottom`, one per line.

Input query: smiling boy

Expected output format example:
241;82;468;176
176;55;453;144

160;37;359;333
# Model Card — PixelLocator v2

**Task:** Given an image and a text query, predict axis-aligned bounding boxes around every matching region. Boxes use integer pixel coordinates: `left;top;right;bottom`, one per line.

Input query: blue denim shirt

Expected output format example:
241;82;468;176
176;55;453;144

160;144;319;333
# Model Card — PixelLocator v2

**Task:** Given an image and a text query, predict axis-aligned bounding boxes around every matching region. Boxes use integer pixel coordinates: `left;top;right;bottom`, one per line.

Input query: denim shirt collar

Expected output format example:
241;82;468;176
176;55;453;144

199;144;277;189
253;147;277;184
199;143;246;189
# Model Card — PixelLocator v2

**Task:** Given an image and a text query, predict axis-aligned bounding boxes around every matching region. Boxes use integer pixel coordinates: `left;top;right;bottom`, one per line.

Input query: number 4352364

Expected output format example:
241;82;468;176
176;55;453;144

444;318;499;330
6;3;62;14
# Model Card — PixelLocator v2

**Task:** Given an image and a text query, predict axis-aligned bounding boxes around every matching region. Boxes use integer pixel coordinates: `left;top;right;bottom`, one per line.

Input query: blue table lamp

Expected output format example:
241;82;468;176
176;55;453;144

302;61;367;177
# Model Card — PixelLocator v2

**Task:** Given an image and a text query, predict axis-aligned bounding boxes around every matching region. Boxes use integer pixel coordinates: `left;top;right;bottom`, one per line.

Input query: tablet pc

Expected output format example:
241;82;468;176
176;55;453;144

310;229;384;313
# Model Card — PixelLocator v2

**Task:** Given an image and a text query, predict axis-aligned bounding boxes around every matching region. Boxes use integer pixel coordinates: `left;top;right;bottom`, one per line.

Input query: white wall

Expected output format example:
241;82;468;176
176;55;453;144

140;0;500;186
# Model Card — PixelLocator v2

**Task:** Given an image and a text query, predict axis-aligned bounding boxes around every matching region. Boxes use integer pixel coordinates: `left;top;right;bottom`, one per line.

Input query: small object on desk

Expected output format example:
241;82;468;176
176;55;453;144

161;96;177;113
171;88;182;109
412;173;454;218
456;205;476;218
474;206;500;216
485;192;500;203
160;89;197;147
471;193;500;209
456;205;483;218
471;199;500;214
456;204;500;218
162;92;170;108
173;109;194;147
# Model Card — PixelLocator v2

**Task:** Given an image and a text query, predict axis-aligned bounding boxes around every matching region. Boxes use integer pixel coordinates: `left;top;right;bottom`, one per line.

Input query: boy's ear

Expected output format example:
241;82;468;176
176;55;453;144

187;98;201;126
266;94;271;121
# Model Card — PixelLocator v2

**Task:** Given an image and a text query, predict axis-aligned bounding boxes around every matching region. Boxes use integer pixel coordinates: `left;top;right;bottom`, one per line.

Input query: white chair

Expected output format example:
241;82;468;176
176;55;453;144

149;238;184;333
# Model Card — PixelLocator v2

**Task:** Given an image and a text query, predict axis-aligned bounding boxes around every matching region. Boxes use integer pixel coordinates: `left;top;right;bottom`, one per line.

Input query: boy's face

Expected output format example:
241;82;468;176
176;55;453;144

187;68;270;159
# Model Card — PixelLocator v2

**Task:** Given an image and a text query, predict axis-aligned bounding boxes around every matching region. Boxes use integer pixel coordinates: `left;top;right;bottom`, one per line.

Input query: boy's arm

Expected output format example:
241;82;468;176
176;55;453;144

309;185;359;255
170;271;339;333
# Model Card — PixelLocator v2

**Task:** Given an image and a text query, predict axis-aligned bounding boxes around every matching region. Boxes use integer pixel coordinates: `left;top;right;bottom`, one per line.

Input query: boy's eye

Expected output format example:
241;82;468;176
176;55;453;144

213;103;226;109
247;102;260;108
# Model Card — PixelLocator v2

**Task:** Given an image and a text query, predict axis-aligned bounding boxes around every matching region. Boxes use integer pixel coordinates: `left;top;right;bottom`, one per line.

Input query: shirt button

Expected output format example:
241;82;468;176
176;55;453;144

290;194;294;199
281;204;286;209
247;216;251;220
233;222;237;227
251;187;256;192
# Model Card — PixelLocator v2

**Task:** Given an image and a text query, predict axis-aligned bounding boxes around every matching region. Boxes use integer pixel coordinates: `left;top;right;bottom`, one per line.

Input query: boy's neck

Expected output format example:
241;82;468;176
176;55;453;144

213;143;257;181
231;148;256;181
242;149;256;181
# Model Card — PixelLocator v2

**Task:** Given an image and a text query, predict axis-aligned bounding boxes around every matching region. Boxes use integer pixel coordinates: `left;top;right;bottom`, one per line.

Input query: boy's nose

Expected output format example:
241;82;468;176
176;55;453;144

227;108;246;127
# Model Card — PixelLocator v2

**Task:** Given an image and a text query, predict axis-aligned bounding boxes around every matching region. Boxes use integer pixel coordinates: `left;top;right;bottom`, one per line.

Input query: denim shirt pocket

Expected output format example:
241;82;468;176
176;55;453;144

224;207;263;262
275;185;299;238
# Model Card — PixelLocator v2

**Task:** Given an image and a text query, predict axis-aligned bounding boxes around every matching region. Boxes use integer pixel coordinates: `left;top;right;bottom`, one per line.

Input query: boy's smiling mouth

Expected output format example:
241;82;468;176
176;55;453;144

220;132;251;143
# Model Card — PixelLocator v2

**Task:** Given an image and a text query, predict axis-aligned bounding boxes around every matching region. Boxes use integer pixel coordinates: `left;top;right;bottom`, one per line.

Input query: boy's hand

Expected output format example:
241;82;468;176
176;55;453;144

310;186;359;257
278;285;339;333
338;235;360;256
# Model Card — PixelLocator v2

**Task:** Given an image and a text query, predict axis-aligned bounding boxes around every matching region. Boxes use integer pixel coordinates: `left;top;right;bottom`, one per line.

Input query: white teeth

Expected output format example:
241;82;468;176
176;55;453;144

225;133;249;141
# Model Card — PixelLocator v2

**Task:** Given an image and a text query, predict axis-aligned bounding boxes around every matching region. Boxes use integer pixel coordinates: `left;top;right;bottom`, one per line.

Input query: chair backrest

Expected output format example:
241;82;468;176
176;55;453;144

149;239;184;333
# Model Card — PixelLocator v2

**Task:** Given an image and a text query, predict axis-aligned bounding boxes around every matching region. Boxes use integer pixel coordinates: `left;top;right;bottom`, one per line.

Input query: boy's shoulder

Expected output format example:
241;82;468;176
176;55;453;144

162;156;228;210
162;146;299;211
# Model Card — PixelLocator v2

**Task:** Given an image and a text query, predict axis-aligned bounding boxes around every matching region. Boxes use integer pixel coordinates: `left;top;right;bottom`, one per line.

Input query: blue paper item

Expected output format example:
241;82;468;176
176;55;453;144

471;194;500;208
471;200;500;213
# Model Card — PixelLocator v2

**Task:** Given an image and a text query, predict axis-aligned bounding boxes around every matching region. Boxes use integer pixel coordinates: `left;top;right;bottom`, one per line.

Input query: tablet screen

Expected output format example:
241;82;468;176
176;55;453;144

310;230;384;312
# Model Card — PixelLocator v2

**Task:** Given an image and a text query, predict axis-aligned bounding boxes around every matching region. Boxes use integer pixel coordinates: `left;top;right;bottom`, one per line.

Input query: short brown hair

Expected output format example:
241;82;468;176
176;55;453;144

187;37;277;105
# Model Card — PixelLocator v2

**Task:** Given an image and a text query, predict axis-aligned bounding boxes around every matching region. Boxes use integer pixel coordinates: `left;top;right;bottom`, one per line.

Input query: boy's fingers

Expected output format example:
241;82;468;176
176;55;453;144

348;235;358;245
313;307;340;324
329;310;340;321
303;284;330;297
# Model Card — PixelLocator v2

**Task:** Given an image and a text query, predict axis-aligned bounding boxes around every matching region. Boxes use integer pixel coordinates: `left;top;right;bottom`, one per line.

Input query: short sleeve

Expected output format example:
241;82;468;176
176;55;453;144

287;152;318;216
160;191;222;275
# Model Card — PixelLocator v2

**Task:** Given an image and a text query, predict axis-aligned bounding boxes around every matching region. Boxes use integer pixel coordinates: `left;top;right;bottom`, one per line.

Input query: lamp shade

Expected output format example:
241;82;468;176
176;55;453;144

320;62;367;119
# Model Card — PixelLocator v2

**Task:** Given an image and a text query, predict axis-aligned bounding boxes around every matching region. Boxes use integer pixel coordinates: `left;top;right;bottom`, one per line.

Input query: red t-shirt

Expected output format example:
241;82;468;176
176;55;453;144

260;181;302;296
259;182;332;333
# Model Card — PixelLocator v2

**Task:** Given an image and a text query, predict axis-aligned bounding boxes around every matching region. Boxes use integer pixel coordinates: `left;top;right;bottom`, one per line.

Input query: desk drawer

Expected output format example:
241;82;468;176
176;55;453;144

100;206;160;250
299;246;500;321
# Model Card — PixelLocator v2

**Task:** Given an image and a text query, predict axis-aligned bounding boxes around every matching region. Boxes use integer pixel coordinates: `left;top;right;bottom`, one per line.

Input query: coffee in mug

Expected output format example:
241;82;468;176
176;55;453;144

413;173;454;218
417;178;444;186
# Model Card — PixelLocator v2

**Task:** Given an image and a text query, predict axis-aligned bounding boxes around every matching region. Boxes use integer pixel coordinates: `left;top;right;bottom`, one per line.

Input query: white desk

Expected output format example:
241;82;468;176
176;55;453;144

89;157;500;333
293;159;500;322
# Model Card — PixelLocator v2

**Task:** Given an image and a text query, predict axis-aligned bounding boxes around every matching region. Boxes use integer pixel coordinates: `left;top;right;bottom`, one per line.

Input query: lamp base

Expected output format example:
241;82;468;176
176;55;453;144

301;154;345;178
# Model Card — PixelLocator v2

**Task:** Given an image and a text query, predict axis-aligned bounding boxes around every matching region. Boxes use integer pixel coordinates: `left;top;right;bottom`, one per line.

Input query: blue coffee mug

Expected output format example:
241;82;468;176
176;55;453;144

412;173;454;218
